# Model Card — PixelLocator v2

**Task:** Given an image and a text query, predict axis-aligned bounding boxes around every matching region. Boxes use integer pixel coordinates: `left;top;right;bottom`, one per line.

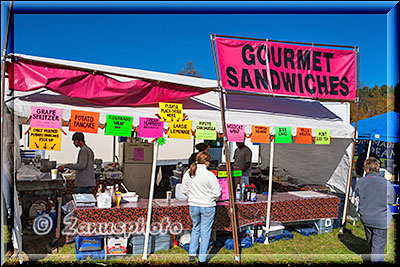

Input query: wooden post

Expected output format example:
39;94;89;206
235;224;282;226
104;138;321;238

340;47;360;231
211;34;241;262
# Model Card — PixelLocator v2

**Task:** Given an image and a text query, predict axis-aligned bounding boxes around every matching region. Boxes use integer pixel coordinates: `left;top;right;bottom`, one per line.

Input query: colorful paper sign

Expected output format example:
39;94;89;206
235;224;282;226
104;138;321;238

168;120;192;139
275;126;292;144
195;121;217;140
251;125;270;143
217;170;243;178
226;123;245;142
159;102;183;122
218;178;230;201
315;129;331;144
295;127;312;144
104;114;133;137
30;106;63;129
69;110;99;134
29;127;61;151
138;117;164;138
215;37;356;100
133;148;145;161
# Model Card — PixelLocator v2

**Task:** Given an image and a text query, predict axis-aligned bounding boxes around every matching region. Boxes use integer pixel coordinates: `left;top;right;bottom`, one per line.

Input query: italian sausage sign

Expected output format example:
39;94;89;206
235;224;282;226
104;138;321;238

215;38;356;100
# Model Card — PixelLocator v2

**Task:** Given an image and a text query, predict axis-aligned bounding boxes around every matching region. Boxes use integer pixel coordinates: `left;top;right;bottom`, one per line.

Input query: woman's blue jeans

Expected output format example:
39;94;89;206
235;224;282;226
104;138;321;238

189;206;216;262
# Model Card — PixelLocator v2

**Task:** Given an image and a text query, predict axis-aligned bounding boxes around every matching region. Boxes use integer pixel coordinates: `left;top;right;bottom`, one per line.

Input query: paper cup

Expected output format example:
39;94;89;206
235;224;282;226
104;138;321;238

51;169;58;179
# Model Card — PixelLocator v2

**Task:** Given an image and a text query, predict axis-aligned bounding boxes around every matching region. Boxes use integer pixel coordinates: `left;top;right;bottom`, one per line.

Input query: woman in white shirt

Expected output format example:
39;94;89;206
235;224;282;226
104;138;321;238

182;151;222;263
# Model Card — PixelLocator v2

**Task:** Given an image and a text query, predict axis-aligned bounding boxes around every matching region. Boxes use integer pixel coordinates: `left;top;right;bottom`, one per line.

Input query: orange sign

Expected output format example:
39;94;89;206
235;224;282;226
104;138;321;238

251;125;270;143
295;127;312;144
69;110;99;134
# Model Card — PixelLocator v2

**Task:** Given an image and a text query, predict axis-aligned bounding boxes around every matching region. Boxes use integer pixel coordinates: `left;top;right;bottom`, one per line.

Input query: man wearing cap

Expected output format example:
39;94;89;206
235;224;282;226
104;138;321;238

58;132;96;194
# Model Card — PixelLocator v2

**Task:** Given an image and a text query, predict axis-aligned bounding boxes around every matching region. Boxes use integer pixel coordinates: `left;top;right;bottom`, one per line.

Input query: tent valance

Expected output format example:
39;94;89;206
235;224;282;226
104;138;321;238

8;59;209;107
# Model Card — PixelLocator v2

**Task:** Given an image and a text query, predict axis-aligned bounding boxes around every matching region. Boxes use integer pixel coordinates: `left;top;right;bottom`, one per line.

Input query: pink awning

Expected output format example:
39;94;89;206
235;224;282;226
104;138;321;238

8;60;208;107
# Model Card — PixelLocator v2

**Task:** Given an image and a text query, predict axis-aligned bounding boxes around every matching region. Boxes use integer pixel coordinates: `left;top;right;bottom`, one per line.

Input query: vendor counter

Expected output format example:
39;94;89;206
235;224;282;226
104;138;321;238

64;191;339;242
62;177;123;195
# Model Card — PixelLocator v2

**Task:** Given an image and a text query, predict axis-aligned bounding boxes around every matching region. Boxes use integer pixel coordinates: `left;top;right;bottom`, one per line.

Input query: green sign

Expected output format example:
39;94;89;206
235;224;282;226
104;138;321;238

195;121;217;140
105;114;133;137
275;126;292;144
315;129;331;145
217;170;242;178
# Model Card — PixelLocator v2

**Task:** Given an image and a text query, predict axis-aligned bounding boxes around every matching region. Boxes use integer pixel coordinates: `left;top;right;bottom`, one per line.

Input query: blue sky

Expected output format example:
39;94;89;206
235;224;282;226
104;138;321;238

2;2;398;88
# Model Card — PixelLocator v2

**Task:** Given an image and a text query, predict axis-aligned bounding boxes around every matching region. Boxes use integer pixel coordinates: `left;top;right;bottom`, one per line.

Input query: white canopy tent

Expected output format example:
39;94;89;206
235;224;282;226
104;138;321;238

5;54;354;257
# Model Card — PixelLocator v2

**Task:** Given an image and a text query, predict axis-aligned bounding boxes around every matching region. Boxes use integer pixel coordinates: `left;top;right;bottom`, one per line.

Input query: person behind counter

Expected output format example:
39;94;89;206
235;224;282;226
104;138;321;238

58;132;96;194
234;142;252;186
182;151;222;264
188;143;210;166
355;157;396;263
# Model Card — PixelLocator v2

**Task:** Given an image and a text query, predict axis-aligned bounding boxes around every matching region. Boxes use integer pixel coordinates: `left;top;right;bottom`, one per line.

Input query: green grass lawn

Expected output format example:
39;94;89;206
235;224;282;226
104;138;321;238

5;218;397;265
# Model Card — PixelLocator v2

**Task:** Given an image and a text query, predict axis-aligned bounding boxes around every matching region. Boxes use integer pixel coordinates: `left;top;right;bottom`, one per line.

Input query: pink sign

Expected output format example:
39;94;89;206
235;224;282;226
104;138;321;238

215;37;356;100
138;117;164;138
30;106;63;129
226;123;245;142
133;148;144;161
218;178;229;201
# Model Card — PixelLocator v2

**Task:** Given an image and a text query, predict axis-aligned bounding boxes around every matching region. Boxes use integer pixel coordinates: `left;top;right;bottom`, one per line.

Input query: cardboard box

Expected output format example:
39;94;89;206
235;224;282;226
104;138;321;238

106;236;128;255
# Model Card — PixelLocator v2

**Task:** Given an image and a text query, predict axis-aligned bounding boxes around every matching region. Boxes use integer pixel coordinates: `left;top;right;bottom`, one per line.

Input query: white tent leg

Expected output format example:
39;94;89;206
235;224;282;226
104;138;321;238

263;139;275;244
142;143;159;260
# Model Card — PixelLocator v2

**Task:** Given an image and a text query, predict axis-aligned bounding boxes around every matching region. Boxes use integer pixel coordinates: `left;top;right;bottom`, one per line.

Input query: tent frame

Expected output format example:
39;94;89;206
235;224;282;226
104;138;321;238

210;33;360;258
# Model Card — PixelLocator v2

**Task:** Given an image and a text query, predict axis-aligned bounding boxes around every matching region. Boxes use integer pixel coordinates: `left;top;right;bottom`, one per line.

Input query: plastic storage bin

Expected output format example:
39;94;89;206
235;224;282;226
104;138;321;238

75;235;103;252
314;218;333;234
75;244;105;261
128;234;171;255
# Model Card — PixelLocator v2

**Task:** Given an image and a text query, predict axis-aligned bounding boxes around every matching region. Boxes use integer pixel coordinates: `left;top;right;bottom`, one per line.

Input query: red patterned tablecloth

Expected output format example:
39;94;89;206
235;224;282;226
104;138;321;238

64;192;339;242
62;178;123;195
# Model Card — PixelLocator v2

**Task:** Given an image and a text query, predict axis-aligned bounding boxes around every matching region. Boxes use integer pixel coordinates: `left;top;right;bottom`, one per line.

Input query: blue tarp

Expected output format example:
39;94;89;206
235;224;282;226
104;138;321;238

351;111;399;143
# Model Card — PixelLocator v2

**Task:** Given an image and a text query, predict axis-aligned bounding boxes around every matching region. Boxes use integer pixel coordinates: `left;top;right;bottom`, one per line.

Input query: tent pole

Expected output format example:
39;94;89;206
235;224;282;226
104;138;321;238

210;34;240;263
112;136;116;163
1;2;20;265
363;140;372;176
142;143;159;260
263;138;275;244
218;90;241;262
340;47;360;232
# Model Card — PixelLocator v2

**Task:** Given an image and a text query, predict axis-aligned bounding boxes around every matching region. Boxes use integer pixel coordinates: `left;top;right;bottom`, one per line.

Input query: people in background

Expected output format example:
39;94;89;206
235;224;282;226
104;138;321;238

234;142;252;186
182;152;221;264
355;157;396;263
188;142;210;166
58;132;96;194
355;143;380;176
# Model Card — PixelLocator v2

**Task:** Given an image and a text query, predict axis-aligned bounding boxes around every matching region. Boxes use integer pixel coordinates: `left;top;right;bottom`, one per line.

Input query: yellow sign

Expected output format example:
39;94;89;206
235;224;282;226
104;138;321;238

168;120;192;139
159;102;183;122
29;127;61;151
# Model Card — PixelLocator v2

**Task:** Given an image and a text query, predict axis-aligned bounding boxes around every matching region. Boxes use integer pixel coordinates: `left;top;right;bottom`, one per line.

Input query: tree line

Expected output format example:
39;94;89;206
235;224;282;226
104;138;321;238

350;84;396;123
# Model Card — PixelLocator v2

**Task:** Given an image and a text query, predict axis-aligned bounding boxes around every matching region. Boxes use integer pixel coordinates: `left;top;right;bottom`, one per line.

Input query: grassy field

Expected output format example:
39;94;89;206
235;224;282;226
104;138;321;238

5;218;397;265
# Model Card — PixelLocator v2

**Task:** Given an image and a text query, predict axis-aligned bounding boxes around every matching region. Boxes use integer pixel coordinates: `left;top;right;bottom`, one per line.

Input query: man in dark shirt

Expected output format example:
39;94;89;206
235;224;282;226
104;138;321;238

355;157;396;263
58;132;96;194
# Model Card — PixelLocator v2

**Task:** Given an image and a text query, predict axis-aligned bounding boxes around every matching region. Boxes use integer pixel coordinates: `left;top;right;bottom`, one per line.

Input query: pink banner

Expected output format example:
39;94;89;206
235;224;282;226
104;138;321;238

226;123;245;142
30;106;63;129
9;61;207;107
215;38;356;100
138;117;164;138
